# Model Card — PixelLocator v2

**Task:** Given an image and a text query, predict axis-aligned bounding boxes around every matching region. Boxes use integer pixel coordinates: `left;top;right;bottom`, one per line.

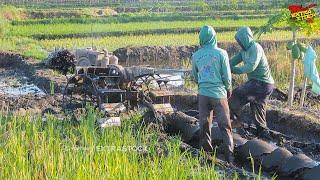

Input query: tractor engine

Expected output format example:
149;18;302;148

75;48;102;66
75;48;118;67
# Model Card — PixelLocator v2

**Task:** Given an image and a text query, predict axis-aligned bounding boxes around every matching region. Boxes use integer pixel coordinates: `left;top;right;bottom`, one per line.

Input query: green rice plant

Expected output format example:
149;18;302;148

182;59;192;69
248;153;255;174
271;173;278;180
50;81;54;95
246;153;267;179
0;16;10;37
38;30;320;52
0;20;7;37
0;37;47;59
9;18;268;37
258;164;263;180
0;37;16;50
11;10;278;26
0;108;230;179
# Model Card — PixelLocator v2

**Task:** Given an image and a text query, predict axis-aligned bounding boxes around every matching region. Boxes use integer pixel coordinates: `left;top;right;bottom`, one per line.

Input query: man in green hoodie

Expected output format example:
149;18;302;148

192;25;234;162
229;27;275;138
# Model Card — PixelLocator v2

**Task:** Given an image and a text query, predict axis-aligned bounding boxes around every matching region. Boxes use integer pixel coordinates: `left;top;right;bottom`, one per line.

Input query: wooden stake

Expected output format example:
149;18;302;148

299;77;308;108
288;30;297;107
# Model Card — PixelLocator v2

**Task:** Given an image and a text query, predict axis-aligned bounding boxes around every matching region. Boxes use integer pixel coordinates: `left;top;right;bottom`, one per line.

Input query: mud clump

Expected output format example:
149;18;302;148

301;165;320;179
113;39;320;66
29;11;83;19
45;49;75;75
236;139;276;161
294;86;320;107
270;88;288;101
144;108;320;179
267;107;320;143
0;52;23;68
112;42;253;66
0;94;62;113
114;46;198;67
260;147;293;171
278;153;318;177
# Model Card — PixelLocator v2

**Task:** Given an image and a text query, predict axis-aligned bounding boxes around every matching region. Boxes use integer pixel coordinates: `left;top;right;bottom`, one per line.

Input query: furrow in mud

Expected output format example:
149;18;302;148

149;110;320;179
168;92;320;142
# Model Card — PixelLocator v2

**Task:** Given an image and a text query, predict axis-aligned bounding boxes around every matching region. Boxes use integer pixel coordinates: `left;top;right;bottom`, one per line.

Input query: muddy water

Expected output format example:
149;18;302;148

0;52;65;113
0;82;45;97
0;73;46;97
135;72;188;88
158;73;185;87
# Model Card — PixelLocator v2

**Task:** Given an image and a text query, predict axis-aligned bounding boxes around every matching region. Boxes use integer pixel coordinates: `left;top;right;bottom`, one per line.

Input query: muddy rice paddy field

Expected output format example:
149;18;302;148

1;2;320;179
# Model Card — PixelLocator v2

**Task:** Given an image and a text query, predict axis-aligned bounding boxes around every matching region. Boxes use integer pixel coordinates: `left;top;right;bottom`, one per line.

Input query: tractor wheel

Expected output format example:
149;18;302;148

63;74;101;114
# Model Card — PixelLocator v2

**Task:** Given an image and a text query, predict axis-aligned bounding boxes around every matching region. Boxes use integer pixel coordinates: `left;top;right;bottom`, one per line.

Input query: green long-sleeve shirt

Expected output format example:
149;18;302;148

192;25;232;99
231;27;274;84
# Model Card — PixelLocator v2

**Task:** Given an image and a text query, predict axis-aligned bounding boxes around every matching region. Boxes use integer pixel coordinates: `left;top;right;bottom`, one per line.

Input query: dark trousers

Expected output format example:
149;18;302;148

229;79;274;130
198;95;234;153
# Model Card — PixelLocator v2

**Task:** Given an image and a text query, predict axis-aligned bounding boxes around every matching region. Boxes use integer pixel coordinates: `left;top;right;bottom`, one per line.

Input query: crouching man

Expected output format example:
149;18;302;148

229;27;275;139
192;25;234;162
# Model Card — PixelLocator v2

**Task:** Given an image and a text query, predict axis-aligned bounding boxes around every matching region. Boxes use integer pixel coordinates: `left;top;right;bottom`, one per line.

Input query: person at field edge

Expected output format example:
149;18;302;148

191;25;234;162
229;27;275;139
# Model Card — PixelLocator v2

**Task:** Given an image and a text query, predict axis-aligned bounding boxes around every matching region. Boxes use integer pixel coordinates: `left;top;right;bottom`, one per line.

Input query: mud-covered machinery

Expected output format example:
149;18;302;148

62;51;189;122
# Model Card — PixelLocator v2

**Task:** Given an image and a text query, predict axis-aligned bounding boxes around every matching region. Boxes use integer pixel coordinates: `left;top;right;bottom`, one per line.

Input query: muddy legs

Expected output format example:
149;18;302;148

199;95;214;152
198;95;234;158
214;99;234;154
250;101;267;130
229;80;274;133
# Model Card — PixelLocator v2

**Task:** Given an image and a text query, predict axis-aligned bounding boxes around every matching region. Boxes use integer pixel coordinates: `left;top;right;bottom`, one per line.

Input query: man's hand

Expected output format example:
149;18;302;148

227;90;232;99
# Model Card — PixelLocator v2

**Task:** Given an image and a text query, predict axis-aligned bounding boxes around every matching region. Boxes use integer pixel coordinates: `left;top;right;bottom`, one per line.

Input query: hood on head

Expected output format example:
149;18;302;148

199;25;217;47
235;27;254;50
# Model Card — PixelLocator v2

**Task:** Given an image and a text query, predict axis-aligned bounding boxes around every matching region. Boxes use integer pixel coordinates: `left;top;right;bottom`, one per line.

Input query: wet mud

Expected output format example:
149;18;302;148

0;52;66;113
145;108;320;179
113;39;320;67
